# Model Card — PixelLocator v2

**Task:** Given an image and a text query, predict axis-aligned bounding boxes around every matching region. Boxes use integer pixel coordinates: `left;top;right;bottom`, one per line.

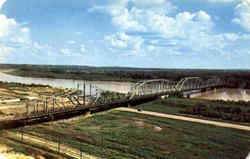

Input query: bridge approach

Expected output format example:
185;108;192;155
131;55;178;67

0;77;226;130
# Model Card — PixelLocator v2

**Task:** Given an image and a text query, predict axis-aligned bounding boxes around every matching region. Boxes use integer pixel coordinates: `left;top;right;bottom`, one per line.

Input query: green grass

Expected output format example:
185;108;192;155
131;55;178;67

15;89;31;92
19;110;250;159
0;139;28;154
138;100;183;114
0;132;72;159
138;98;250;125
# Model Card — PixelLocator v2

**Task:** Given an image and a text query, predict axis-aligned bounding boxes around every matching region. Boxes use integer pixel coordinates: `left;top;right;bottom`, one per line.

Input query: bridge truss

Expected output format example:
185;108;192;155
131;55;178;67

22;76;225;116
0;76;226;130
129;77;225;100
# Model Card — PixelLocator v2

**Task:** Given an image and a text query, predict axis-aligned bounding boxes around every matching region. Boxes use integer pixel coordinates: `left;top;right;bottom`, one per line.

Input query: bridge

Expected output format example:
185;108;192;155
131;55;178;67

0;77;225;130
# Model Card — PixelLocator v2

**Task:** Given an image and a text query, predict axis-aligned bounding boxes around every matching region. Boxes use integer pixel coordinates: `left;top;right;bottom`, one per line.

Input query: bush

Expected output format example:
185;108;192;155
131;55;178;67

158;97;250;123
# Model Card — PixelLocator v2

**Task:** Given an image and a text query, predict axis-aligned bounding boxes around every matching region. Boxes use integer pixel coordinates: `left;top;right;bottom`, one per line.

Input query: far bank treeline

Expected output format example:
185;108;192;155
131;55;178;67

162;98;250;123
1;64;250;89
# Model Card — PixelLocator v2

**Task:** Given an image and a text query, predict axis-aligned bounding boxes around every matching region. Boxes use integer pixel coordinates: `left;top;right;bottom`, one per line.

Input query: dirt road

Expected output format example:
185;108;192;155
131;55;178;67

117;107;250;131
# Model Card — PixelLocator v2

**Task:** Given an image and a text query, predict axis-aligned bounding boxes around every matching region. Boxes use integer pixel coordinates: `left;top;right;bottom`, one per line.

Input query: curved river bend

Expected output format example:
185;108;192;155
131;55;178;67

0;72;250;101
0;72;132;94
195;88;250;102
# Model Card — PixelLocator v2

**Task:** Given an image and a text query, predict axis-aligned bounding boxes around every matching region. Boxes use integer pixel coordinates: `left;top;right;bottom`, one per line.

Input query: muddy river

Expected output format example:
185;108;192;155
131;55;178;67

0;72;249;101
195;88;250;102
0;72;132;94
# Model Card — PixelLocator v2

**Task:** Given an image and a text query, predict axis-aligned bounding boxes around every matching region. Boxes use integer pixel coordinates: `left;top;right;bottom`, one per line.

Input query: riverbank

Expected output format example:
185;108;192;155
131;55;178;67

1;64;250;89
196;88;250;101
139;97;250;124
0;81;68;117
0;72;132;94
0;81;249;158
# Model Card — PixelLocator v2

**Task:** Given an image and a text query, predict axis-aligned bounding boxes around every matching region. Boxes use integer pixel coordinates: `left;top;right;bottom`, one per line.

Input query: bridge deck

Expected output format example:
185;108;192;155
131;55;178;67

0;83;225;130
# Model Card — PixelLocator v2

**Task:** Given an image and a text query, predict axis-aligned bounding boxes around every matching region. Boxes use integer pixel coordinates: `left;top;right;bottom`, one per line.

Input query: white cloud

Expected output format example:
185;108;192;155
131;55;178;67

95;0;212;38
131;0;166;7
80;44;87;52
0;45;15;62
75;32;83;35
88;0;130;13
105;32;128;48
147;45;155;51
101;2;221;56
61;48;84;56
67;40;76;44
61;48;73;55
21;27;29;33
111;8;147;31
0;13;31;62
0;0;6;9
33;42;43;50
105;0;130;8
105;32;148;55
206;0;239;3
90;0;177;32
0;14;30;42
223;33;239;41
195;10;211;21
96;0;250;63
232;0;250;31
150;40;159;44
242;34;250;39
139;9;212;39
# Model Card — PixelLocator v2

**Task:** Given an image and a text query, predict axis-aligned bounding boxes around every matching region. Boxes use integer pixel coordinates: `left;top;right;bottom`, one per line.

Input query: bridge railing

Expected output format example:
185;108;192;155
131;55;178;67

14;77;226;118
129;77;225;100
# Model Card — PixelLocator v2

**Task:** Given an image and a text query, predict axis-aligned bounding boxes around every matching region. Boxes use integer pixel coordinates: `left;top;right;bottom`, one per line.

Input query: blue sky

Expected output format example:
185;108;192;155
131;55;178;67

0;0;250;69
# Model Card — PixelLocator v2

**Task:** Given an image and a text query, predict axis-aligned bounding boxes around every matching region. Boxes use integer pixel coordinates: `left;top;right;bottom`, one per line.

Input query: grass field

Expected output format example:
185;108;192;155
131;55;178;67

0;135;64;159
14;108;250;159
138;97;250;125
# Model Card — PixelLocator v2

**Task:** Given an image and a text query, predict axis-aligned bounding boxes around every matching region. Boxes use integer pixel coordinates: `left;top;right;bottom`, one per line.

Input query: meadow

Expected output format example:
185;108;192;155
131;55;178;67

8;107;250;159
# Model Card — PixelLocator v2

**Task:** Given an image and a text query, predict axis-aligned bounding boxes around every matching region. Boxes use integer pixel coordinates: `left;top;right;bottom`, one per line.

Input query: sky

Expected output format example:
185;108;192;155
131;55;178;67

0;0;250;69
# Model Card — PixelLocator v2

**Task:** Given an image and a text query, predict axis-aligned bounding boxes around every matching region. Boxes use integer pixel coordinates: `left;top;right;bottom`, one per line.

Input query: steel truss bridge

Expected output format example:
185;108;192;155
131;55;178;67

0;77;225;130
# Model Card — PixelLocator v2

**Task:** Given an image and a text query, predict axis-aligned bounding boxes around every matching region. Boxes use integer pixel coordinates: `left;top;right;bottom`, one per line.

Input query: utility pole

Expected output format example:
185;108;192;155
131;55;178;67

43;101;46;113
90;83;92;96
26;103;29;115
53;97;55;112
45;97;48;113
33;103;35;114
83;82;86;106
57;136;61;153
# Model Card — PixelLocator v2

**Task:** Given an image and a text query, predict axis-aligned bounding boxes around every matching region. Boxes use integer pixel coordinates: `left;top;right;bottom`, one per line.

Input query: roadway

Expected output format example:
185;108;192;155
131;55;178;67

116;107;250;132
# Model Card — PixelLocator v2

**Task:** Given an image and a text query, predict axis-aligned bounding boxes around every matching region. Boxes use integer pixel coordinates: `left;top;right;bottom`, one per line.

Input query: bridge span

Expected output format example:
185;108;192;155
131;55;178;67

0;77;226;130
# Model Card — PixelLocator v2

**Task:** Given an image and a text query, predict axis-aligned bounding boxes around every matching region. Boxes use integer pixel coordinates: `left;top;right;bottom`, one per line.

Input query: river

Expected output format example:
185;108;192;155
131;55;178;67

0;72;132;94
195;88;250;102
1;72;250;101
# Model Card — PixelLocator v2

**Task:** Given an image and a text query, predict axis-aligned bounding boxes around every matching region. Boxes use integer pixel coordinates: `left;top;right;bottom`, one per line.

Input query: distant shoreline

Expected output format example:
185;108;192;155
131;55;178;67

0;64;250;89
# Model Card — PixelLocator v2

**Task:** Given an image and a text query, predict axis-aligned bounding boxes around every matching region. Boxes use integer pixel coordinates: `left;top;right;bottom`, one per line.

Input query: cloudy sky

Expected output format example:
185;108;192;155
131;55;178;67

0;0;250;69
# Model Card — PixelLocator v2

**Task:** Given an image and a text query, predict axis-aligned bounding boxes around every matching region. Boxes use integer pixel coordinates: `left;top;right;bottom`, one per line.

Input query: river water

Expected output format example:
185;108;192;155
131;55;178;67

1;72;250;101
195;88;250;102
0;72;132;94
